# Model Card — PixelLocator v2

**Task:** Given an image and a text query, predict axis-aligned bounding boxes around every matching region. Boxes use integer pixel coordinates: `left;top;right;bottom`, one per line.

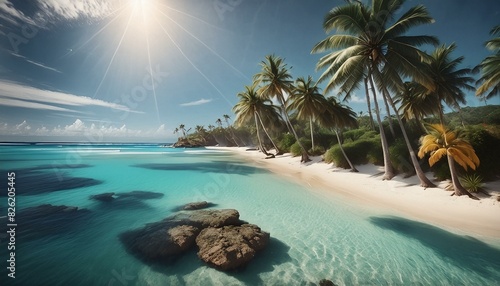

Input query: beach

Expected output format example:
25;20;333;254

209;147;500;244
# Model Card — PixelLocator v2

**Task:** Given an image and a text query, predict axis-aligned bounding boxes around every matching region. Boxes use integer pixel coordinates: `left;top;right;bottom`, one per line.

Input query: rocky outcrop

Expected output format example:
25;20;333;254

319;279;337;286
120;208;269;271
196;224;270;271
183;201;210;210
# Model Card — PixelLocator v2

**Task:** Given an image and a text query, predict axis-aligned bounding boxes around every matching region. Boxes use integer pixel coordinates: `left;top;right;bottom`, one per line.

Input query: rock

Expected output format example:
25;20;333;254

179;209;241;228
0;204;90;239
117;190;164;200
120;209;242;262
195;224;270;271
319;279;336;286
90;192;115;202
183;201;210;210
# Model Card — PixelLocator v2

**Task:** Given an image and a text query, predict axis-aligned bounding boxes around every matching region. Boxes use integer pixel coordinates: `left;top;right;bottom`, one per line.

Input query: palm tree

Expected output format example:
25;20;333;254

223;114;240;147
312;0;438;185
318;96;359;172
215;119;223;128
233;84;282;157
179;124;187;138
395;81;439;132
476;25;500;100
207;124;215;132
288;76;327;150
418;124;480;199
419;43;475;126
254;54;311;162
173;127;179;137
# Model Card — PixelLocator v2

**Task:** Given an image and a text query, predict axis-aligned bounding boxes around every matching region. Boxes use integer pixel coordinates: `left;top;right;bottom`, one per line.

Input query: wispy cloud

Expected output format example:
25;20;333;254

37;0;117;21
11;53;62;73
180;98;213;107
0;119;171;139
0;80;141;113
350;94;366;103
0;0;36;26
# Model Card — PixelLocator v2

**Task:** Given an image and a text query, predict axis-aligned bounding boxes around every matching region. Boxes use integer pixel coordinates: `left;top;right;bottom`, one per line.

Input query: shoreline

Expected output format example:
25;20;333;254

208;146;500;245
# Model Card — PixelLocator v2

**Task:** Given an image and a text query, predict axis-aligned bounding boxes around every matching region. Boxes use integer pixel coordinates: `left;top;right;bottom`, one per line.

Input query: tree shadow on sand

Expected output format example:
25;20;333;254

369;216;500;279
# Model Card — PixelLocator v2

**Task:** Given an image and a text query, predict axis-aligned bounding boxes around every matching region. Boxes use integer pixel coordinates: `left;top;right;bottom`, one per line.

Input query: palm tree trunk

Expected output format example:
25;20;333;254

378;81;436;187
447;154;478;200
382;93;396;138
254;111;271;157
368;70;394;180
277;93;311;162
310;117;315;150
335;129;358;172
256;111;282;155
364;77;376;131
438;104;446;126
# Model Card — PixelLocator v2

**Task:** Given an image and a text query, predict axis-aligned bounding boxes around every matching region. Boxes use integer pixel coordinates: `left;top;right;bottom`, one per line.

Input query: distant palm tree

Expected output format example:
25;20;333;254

179;124;187;138
318;97;359;172
312;0;438;185
288;76;327;150
476;25;500;100
420;43;475;126
223;114;240;147
207;124;215;132
418;124;480;199
233;84;282;156
215;119;223;128
254;55;311;162
173;127;179;137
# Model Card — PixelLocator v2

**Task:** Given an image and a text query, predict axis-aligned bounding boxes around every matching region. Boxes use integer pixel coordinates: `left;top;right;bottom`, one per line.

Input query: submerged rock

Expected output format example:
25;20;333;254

319;279;337;286
196;224;270;271
90;192;115;202
183;201;210;210
120;209;241;262
116;190;164;200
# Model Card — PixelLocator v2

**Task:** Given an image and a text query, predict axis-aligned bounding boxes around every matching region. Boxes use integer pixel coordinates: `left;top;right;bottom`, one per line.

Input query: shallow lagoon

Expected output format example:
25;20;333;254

1;144;499;285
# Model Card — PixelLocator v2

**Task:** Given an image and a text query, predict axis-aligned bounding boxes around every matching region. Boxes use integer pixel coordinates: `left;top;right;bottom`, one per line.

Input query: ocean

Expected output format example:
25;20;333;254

0;144;499;285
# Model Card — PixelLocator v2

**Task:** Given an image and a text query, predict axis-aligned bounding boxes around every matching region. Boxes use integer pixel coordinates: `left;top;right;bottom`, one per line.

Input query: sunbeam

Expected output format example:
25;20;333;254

156;8;249;81
92;7;134;98
142;2;161;125
155;17;234;108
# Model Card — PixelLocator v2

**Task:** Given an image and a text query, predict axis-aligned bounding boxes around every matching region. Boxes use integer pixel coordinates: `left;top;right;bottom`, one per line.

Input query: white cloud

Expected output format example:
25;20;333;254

349;94;366;103
0;0;36;26
0;119;170;141
36;0;117;20
180;98;213;107
0;80;141;113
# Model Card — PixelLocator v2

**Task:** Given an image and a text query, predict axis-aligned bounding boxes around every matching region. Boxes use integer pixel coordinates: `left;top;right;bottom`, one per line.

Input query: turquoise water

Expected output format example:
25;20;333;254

0;144;499;285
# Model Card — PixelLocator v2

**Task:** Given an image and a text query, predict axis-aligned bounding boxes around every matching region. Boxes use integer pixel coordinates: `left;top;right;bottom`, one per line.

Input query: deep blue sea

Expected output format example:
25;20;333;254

0;143;499;285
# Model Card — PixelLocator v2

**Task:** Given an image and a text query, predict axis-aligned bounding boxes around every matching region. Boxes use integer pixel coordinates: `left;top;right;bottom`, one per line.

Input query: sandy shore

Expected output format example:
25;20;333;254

208;147;500;244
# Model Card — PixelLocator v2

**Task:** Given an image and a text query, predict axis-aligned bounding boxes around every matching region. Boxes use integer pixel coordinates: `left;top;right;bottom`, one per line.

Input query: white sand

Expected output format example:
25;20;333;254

208;147;500;244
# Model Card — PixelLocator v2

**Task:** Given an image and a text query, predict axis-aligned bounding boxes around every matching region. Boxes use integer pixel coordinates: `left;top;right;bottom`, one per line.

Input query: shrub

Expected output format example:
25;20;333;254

461;125;500;180
324;139;381;168
290;138;312;157
389;139;412;174
459;174;484;193
344;128;371;142
309;146;325;156
278;133;296;153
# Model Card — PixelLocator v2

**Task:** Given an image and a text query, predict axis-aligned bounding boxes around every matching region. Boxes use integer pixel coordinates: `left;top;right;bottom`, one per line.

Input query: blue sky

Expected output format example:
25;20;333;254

0;0;499;142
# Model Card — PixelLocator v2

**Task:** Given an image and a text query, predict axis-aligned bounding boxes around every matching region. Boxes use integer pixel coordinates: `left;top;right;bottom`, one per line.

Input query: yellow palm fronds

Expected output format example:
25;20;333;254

418;124;480;170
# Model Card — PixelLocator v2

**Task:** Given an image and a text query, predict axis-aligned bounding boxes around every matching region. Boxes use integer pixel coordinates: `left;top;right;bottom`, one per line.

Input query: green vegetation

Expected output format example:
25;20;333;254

176;0;500;200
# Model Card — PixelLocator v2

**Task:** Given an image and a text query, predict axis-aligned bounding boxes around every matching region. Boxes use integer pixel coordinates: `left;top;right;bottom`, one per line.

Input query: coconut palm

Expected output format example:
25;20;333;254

233;84;282;157
419;43;475;126
288;76;327;150
223;114;241;147
318;96;359;172
215;119;223;128
312;0;438;185
418;124;480;199
254;55;311;162
476;25;500;100
179;124;187;138
394;81;439;132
